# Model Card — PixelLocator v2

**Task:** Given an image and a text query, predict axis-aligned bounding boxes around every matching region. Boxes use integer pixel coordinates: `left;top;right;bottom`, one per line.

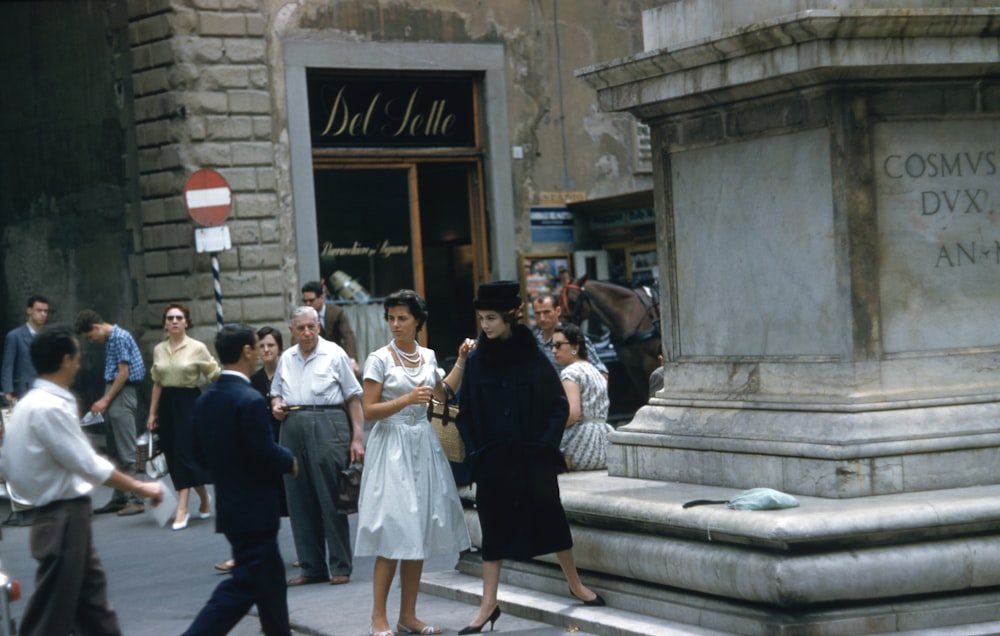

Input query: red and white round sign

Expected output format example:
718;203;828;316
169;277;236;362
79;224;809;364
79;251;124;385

183;169;232;227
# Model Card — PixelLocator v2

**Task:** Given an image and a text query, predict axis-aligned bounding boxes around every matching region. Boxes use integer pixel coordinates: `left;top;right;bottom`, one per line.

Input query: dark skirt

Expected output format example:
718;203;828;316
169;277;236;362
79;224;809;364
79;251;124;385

473;444;573;561
158;386;210;490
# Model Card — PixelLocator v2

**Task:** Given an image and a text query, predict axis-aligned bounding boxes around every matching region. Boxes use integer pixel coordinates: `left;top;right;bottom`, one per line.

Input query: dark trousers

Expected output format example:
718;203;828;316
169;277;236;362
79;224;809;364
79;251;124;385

182;531;290;636
281;409;352;578
20;497;122;636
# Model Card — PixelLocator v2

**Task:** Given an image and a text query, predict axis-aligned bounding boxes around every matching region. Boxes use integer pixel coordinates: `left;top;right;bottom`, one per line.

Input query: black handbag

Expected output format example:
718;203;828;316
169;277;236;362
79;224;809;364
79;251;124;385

337;463;363;514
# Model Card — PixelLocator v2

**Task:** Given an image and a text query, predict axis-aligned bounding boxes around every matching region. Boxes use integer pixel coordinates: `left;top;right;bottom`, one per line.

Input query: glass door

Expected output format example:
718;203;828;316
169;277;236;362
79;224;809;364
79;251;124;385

313;160;483;355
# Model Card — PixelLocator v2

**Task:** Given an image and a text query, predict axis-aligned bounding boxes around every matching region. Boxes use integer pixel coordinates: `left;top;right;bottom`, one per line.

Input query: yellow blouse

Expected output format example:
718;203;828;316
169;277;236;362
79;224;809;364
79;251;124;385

150;335;221;388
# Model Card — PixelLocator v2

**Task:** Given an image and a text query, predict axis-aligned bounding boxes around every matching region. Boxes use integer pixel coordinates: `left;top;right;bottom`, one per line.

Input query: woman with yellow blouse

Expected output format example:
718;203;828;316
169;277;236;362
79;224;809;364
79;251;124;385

147;303;221;530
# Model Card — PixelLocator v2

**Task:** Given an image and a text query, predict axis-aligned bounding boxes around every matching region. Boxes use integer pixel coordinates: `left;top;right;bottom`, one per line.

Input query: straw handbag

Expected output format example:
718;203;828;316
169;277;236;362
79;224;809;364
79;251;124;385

427;382;465;462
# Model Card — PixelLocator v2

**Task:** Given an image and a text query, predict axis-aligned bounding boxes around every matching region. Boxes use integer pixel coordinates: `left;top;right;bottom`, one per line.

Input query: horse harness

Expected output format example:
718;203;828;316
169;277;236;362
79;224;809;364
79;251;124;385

560;283;661;347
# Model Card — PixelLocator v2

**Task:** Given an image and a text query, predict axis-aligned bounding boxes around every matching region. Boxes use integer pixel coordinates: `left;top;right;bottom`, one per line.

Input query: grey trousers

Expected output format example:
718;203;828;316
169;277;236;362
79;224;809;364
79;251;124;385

280;409;353;578
105;383;140;503
21;497;122;636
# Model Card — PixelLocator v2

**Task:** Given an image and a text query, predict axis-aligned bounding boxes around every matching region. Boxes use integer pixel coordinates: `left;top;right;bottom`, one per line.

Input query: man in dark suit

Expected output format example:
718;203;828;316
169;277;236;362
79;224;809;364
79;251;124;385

183;325;297;636
2;295;50;404
301;280;359;375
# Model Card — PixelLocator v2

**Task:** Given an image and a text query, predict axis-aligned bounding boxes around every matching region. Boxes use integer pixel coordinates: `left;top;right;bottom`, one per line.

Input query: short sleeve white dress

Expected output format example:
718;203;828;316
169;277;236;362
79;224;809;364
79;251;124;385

355;345;471;559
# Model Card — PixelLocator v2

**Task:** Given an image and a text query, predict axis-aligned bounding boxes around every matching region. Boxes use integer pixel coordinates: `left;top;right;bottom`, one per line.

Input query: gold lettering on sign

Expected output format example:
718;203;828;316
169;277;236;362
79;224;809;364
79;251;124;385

321;240;410;258
319;85;457;140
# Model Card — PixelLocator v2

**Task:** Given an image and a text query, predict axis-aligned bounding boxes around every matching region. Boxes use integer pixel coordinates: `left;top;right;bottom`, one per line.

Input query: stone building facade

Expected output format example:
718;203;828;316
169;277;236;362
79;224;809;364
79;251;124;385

1;0;658;364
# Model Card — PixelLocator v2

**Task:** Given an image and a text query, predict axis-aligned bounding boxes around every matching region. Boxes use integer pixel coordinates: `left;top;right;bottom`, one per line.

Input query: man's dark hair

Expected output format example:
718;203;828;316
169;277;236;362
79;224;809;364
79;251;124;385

30;325;78;375
531;293;558;308
215;324;256;365
301;281;324;296
27;295;49;308
257;325;284;352
73;309;104;335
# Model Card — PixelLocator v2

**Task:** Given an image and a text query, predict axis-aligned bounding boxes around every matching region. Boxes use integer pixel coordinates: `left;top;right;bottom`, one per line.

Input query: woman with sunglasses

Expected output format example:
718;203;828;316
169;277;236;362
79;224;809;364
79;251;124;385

550;323;613;471
455;281;604;635
147;302;221;530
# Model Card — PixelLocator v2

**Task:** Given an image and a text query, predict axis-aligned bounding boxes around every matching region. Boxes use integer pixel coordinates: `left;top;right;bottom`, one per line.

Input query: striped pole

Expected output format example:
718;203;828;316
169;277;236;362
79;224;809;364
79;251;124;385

212;253;223;331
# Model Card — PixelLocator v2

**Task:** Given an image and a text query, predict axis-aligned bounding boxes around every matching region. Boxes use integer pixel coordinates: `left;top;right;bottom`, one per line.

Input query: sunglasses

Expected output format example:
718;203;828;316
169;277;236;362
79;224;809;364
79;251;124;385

550;341;571;349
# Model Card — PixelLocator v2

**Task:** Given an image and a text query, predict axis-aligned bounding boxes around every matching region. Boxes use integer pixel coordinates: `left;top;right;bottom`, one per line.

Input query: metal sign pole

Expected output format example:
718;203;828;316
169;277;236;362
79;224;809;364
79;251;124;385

211;253;223;331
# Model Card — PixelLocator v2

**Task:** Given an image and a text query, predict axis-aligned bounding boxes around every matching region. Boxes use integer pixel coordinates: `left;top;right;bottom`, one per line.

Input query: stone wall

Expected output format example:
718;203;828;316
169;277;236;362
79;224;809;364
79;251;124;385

128;0;286;345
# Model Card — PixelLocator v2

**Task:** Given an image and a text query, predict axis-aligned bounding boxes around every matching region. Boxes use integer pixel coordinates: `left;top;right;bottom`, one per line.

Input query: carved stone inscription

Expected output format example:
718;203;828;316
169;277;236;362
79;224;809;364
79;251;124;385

875;121;1000;353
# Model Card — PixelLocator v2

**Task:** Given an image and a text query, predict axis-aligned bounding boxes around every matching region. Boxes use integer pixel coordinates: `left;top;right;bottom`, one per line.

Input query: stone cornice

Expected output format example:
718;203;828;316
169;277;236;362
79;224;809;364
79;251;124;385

577;10;1000;118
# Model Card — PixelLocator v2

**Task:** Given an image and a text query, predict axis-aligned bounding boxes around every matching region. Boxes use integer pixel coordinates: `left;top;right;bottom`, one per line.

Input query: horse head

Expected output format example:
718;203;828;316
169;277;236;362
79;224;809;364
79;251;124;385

559;275;590;325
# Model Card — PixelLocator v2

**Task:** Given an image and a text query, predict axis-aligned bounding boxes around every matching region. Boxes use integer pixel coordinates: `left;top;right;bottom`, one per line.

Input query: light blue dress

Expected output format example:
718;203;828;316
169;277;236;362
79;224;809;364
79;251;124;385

355;346;471;559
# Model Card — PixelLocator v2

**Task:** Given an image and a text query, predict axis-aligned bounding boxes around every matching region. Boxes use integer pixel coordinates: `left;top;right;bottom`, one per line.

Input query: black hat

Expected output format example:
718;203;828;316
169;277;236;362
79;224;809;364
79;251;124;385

473;280;522;310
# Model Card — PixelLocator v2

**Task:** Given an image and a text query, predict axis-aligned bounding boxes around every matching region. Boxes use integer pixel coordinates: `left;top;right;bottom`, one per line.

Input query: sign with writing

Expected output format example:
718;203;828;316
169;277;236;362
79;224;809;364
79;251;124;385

539;191;587;206
874;120;1000;352
530;206;574;243
306;72;477;148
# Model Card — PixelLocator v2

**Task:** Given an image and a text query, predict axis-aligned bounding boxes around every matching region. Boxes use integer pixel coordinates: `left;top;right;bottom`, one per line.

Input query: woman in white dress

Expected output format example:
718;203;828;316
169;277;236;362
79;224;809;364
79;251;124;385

552;323;613;471
357;289;474;636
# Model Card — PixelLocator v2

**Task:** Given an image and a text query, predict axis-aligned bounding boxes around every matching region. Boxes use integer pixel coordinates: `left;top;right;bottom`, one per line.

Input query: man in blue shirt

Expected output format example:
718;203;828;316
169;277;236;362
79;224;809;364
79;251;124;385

74;309;147;516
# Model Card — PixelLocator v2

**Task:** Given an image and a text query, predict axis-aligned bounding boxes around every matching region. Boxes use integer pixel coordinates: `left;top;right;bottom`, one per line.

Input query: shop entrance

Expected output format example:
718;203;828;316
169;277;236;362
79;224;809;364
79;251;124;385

313;159;486;357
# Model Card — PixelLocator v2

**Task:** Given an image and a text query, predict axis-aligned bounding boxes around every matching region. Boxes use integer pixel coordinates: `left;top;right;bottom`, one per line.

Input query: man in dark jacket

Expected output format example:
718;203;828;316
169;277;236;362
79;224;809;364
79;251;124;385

183;325;297;636
2;295;50;403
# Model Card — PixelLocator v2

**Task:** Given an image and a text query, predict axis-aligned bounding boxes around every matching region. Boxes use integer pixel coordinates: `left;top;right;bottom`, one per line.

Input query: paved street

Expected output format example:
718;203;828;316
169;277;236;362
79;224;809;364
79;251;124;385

0;484;593;635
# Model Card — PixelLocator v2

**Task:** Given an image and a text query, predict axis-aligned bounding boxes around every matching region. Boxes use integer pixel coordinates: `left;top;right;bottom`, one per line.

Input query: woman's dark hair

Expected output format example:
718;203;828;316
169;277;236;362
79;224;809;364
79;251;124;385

383;289;428;332
256;325;284;351
554;323;588;361
30;324;79;375
162;302;192;329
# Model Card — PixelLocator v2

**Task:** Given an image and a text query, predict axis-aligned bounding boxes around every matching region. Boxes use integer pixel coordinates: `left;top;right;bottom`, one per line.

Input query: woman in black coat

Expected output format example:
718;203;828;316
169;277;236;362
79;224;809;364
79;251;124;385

455;281;604;634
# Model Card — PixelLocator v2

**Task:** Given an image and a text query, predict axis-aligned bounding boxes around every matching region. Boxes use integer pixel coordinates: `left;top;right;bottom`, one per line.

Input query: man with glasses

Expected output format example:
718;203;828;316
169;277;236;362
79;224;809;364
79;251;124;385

269;306;364;587
73;309;147;516
300;281;358;375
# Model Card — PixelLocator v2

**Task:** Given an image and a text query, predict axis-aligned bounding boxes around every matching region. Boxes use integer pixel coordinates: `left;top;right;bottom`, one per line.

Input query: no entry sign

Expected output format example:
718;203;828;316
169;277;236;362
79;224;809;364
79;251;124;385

183;169;232;226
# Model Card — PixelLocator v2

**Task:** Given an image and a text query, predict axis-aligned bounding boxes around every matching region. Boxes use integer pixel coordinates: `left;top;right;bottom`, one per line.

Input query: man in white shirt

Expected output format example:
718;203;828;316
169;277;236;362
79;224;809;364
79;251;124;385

3;324;162;636
270;306;364;586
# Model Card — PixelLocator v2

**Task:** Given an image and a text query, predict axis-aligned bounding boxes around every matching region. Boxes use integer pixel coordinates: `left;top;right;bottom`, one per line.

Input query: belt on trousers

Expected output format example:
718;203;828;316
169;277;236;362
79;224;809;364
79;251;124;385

286;404;345;412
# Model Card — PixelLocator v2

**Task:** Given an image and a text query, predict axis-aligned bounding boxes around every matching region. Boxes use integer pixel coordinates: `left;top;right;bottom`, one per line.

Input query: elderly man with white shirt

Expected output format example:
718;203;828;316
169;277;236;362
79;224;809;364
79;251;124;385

270;306;365;587
3;324;162;636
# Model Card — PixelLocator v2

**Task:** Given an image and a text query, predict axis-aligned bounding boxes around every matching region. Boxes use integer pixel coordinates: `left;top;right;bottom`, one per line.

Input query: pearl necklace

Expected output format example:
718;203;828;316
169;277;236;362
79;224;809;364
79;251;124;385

390;339;422;365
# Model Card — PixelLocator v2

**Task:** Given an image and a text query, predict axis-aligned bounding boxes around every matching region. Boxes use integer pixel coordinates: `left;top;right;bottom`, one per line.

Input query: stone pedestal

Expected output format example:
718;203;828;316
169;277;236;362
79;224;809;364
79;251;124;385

578;1;1000;497
564;2;1000;633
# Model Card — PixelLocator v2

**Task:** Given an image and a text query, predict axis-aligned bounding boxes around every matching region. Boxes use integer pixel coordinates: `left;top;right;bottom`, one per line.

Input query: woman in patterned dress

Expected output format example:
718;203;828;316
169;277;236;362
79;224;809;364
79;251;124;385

356;289;473;636
551;323;613;471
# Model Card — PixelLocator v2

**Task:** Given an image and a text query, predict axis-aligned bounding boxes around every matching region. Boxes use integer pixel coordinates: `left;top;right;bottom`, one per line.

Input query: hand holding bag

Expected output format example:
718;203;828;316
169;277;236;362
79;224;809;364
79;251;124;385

337;463;363;514
428;381;465;463
137;432;168;480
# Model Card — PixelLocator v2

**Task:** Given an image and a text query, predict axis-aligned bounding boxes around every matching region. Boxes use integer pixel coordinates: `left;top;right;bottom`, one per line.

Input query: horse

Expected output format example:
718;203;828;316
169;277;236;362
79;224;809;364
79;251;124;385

560;275;662;415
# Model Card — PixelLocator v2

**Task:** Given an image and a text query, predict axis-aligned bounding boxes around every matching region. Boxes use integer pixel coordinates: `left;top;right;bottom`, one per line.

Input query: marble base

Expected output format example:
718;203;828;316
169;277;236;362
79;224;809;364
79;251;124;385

608;401;1000;498
448;474;1000;635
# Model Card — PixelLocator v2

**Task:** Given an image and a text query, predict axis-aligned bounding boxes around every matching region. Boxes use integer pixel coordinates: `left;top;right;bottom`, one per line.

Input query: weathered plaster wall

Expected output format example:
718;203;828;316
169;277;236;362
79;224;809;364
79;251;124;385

264;0;657;250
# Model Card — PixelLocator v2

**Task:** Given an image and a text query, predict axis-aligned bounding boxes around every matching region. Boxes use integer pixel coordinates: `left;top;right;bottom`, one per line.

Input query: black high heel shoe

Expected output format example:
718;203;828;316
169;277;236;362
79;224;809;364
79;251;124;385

457;606;501;634
569;586;606;607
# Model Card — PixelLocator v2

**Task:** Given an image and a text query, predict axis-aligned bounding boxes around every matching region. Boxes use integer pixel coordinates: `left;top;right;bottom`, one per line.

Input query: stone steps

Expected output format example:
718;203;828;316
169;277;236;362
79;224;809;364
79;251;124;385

420;568;730;636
